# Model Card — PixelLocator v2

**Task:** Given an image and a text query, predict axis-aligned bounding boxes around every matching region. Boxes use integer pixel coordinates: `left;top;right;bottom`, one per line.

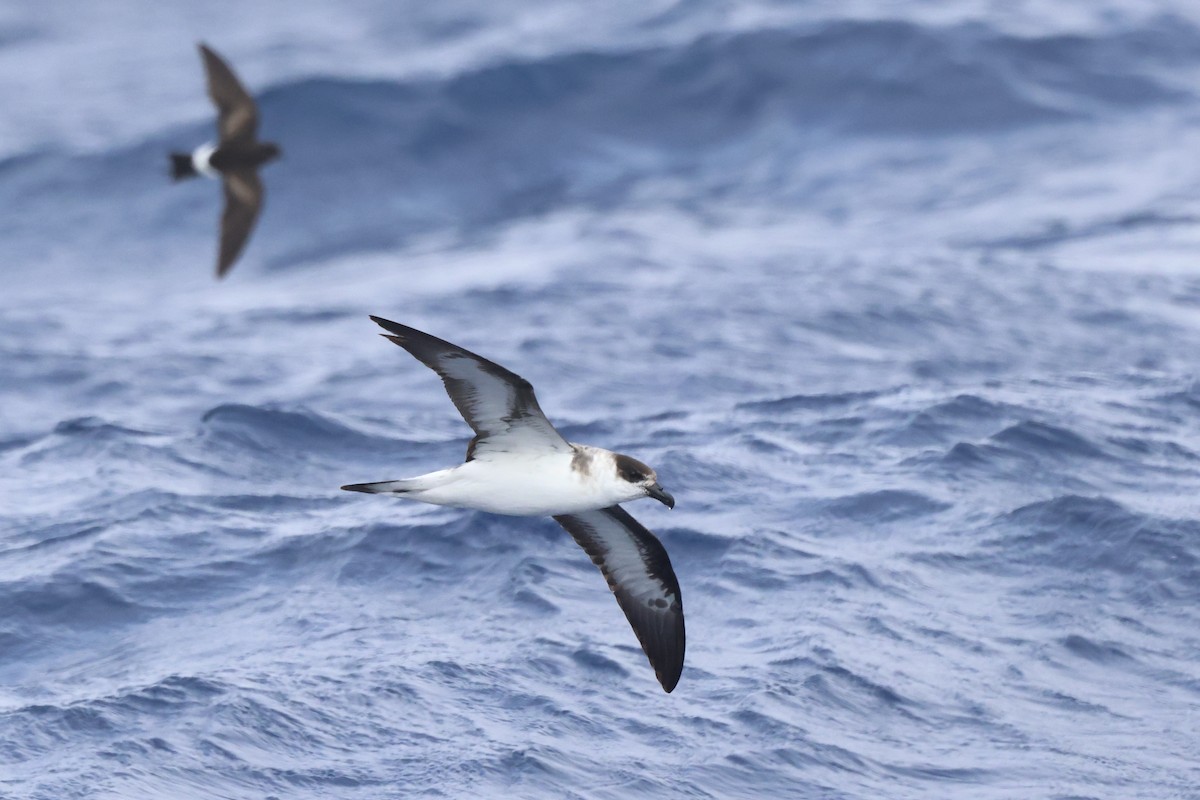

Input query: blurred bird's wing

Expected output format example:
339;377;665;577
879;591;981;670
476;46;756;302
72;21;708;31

216;170;263;278
199;43;259;146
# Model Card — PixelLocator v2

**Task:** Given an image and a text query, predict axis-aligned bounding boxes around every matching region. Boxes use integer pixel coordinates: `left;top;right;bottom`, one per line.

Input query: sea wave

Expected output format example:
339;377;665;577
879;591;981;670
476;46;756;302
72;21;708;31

4;4;1200;798
3;16;1199;271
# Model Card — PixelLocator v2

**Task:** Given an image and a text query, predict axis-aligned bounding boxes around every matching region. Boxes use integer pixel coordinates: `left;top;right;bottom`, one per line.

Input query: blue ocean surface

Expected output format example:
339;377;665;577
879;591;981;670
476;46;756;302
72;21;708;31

3;1;1200;797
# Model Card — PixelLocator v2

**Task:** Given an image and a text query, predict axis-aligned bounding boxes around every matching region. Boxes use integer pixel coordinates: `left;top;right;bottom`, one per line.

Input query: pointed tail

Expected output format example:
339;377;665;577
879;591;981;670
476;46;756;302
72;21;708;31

170;152;198;181
341;479;420;494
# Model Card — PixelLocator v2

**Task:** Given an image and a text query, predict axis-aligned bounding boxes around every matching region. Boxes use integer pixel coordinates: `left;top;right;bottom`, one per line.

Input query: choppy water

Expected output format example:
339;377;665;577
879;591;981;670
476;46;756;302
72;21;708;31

3;1;1200;797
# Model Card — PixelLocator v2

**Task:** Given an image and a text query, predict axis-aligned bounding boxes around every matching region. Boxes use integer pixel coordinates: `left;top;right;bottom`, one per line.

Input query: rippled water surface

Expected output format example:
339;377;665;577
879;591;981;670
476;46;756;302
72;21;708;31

3;1;1200;798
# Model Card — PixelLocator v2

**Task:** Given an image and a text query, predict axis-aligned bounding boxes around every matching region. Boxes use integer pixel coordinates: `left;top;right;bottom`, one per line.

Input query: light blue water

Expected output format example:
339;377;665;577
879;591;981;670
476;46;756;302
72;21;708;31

2;2;1200;797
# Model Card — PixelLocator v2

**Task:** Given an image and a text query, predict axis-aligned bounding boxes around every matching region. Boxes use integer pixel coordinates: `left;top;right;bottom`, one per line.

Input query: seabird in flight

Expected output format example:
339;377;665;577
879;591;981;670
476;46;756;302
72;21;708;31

170;43;280;278
342;316;685;692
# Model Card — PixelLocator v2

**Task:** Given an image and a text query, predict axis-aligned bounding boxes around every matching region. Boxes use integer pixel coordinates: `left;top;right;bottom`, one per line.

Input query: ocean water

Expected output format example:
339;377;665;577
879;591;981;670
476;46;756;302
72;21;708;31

3;1;1200;797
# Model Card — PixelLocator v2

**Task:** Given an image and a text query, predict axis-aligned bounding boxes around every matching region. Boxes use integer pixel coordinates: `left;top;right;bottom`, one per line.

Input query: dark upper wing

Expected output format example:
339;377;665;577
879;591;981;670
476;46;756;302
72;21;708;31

199;43;258;145
370;316;572;460
216;170;263;278
553;506;685;693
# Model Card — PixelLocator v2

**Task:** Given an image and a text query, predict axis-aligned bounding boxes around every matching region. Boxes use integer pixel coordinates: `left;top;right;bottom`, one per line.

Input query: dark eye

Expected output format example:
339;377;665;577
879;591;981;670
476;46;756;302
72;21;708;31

622;468;644;483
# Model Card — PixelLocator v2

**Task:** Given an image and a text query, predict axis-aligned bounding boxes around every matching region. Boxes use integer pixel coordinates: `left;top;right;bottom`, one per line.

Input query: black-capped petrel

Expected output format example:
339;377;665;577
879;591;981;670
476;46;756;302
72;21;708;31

342;317;685;692
170;43;280;278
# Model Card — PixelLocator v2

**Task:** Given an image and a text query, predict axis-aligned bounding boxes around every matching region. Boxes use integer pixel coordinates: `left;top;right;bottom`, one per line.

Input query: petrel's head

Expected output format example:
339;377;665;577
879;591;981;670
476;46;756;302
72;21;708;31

613;453;675;509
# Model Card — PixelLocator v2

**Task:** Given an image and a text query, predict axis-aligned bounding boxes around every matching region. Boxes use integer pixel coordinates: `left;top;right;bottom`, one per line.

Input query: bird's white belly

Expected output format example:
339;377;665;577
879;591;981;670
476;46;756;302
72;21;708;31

419;455;610;516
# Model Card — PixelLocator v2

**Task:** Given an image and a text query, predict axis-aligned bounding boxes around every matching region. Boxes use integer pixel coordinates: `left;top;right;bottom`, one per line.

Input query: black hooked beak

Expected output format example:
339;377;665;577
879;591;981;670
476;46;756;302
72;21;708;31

647;483;675;509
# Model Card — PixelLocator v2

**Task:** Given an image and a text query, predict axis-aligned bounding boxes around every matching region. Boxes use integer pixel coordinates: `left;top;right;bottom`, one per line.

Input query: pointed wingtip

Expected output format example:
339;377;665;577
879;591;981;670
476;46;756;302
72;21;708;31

368;316;410;346
340;483;371;493
652;642;684;693
654;655;684;693
369;315;404;334
215;249;238;278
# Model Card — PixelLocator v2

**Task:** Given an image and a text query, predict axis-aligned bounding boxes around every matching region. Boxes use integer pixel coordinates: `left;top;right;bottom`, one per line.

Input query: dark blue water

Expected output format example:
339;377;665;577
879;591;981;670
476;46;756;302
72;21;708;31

3;2;1200;797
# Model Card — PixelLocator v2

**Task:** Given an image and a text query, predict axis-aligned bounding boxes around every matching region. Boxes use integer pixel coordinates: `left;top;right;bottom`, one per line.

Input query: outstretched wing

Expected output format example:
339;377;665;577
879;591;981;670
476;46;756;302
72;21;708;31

553;506;685;693
370;316;572;460
217;170;263;278
199;43;258;146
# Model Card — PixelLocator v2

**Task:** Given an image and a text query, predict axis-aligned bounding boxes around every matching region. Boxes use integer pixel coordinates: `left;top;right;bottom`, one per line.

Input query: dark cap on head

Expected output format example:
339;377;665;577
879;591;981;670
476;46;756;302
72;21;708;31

615;453;674;508
614;453;654;484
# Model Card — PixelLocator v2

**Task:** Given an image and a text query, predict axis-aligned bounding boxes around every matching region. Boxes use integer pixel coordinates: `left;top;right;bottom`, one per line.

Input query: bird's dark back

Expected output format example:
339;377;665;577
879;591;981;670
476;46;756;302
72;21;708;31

211;142;280;172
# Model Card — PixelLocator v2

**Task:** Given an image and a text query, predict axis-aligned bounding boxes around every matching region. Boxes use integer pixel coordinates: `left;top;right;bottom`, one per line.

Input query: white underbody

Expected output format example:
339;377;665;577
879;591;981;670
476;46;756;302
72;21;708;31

384;446;644;516
192;142;219;179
